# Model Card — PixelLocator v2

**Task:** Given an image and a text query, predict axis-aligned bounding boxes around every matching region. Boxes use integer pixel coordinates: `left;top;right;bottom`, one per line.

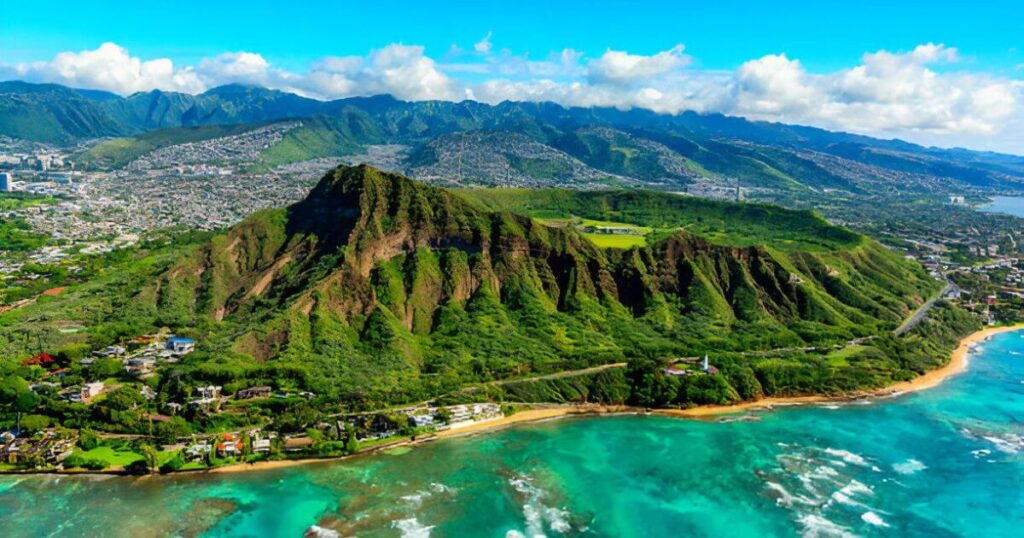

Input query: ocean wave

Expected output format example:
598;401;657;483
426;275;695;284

507;474;574;536
392;517;434;538
766;481;819;508
892;459;927;475
304;525;340;538
401;492;429;507
824;448;869;466
982;434;1022;454
429;482;454;493
797;513;855;538
971;449;992;459
861;511;889;528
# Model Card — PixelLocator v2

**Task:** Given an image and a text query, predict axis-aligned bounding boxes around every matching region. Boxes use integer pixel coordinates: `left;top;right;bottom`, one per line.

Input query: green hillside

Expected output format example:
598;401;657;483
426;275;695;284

0;166;946;412
457;188;861;251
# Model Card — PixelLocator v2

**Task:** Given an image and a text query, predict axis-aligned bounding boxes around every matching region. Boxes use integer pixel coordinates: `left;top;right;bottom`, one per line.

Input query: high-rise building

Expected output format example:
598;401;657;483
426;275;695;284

0;172;12;192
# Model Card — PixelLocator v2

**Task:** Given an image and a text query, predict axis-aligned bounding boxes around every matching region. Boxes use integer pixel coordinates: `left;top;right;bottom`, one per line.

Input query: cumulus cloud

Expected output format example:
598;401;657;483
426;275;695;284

587;44;690;85
1;40;1019;149
722;43;1015;136
0;42;204;94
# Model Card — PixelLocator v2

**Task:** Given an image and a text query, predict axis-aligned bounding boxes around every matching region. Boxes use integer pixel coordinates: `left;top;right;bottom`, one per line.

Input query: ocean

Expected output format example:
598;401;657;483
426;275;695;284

1;330;1023;537
980;196;1024;219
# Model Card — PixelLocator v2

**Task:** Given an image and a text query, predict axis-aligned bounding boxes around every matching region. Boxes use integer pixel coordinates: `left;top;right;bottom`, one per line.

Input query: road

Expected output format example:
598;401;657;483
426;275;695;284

489;362;628;386
893;278;958;336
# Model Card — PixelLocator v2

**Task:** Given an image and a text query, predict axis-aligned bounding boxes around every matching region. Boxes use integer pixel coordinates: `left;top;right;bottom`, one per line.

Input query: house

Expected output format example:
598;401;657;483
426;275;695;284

100;345;126;357
409;413;435;428
196;385;221;399
81;382;105;400
236;386;272;400
252;438;272;454
125;357;157;377
165;336;195;354
216;433;240;458
2;438;27;463
185;441;212;462
283;436;313;452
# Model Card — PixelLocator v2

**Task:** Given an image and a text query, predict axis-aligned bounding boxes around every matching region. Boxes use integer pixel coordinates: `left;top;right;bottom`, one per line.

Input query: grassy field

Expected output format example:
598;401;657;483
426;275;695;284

582;233;648;249
72;446;144;467
535;217;654;249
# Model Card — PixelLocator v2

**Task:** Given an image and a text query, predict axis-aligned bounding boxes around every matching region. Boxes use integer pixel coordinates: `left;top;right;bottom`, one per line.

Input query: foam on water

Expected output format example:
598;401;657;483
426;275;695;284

860;511;889;527
392;518;434;538
891;459;927;475
823;448;869;466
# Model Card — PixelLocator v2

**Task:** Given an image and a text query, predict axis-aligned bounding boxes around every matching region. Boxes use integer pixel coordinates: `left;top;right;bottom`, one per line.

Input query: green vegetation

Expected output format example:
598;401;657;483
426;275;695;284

458;188;861;252
0;165;970;445
253;114;384;169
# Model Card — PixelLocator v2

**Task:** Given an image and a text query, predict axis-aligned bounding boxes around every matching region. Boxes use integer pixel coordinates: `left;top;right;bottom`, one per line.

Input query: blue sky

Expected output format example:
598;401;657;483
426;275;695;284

4;0;1022;72
2;0;1023;152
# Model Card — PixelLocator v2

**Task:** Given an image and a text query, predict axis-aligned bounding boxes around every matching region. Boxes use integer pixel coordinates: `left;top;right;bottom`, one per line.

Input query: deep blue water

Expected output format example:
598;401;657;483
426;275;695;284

980;196;1024;218
1;331;1023;537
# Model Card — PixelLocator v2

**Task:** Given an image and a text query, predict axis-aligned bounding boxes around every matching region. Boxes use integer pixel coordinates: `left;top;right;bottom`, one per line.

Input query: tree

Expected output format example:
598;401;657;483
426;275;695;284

343;424;358;455
89;358;123;380
103;386;145;412
154;416;191;444
78;429;101;450
20;414;50;432
136;444;159;474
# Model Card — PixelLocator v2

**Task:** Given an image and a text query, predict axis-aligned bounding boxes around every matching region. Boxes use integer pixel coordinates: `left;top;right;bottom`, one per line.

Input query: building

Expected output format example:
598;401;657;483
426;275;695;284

195;385;221;399
216;433;240;457
0;172;11;192
165;336;195;354
81;382;105;400
252;438;271;454
236;386;272;400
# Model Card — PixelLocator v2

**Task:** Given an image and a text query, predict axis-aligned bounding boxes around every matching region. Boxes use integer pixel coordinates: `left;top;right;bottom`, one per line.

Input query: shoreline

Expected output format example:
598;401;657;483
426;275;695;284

659;322;1024;418
6;325;1022;478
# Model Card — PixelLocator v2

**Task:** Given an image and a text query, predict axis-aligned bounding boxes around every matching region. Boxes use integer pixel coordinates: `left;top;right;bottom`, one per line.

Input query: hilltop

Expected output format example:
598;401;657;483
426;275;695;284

2;165;970;411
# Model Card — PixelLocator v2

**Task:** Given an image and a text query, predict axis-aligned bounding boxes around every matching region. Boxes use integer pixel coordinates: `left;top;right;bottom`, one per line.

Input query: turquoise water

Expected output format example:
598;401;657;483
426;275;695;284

2;332;1024;537
980;196;1024;218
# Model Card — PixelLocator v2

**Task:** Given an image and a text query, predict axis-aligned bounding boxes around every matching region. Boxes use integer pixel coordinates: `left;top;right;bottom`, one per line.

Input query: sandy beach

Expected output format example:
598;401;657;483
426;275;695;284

658;323;1024;418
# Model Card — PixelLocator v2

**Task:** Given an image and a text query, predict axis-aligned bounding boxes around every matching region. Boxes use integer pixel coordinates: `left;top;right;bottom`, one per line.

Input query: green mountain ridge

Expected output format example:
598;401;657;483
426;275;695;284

120;165;940;404
4;81;1024;194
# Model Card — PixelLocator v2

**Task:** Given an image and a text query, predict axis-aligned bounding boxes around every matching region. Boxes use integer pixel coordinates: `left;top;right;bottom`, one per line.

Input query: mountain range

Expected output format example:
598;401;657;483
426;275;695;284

4;80;1024;196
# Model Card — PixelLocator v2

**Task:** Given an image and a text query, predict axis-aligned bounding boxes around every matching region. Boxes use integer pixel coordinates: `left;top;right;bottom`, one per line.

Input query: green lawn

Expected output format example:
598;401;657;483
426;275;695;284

535;216;654;249
582;233;648;249
73;446;143;467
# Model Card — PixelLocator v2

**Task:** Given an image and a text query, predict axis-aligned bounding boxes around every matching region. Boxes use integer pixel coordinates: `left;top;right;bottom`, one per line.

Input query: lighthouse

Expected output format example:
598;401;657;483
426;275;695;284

702;354;709;372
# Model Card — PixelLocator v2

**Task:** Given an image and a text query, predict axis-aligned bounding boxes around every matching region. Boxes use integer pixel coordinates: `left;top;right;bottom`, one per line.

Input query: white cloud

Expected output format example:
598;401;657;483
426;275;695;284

473;32;493;54
0;42;204;94
1;41;1020;151
588;44;689;85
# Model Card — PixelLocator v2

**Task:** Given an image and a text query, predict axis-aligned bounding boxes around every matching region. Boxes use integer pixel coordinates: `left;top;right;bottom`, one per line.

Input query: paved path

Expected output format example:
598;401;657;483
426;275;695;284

893;278;957;336
489;362;627;386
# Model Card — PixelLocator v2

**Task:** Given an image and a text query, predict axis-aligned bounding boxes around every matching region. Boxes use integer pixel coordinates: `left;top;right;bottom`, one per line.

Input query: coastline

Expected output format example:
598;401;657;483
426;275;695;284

659;323;1024;418
7;325;1022;478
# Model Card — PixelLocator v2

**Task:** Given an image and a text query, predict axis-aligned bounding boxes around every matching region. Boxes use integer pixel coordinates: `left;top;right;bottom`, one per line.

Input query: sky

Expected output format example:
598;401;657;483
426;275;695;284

2;0;1023;153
